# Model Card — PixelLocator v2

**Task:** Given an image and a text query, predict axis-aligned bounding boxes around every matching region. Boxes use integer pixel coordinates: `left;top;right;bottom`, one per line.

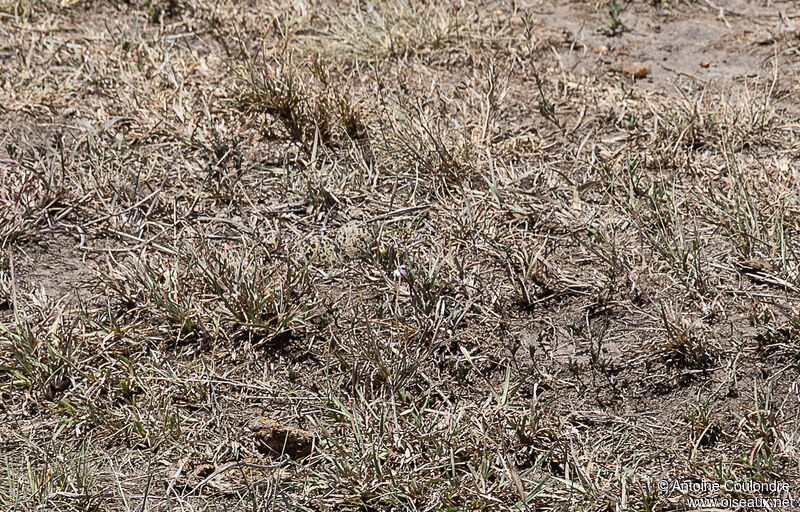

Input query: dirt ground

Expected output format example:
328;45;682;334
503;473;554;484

2;0;800;510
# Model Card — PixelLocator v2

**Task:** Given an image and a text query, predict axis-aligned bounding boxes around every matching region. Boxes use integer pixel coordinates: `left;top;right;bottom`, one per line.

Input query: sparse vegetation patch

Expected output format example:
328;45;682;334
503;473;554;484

1;0;800;510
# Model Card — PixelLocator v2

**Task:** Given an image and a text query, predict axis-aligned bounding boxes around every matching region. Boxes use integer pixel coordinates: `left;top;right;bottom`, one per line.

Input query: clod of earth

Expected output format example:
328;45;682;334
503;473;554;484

247;416;315;459
619;60;651;79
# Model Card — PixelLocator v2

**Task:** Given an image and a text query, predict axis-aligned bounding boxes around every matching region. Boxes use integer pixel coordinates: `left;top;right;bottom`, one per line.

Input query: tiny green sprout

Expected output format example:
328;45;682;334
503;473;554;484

607;0;625;35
